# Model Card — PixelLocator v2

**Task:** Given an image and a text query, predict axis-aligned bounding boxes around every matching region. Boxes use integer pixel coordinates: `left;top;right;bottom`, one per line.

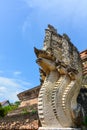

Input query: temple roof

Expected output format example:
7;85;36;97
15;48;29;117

80;49;87;76
17;85;41;101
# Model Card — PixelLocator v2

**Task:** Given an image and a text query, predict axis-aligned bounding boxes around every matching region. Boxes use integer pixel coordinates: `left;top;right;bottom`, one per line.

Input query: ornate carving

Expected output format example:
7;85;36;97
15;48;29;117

34;25;83;128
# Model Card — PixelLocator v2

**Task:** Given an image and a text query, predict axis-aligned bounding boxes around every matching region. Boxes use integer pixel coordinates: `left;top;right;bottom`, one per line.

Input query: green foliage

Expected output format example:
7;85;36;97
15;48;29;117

0;101;20;117
31;109;37;115
83;116;87;126
14;101;20;107
21;108;37;115
3;105;17;113
0;103;2;107
0;105;18;117
0;107;6;117
21;108;29;115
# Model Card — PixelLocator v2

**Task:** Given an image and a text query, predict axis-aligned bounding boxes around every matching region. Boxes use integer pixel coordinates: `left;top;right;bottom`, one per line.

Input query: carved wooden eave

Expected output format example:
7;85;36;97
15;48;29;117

80;49;87;76
80;50;87;89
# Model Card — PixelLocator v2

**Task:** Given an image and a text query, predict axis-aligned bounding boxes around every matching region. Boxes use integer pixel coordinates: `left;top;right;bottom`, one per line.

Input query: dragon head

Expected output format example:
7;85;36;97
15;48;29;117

34;47;56;75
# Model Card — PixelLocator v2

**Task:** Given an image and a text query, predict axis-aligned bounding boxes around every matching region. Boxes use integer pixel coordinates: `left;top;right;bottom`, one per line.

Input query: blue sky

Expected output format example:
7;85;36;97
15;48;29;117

0;0;87;102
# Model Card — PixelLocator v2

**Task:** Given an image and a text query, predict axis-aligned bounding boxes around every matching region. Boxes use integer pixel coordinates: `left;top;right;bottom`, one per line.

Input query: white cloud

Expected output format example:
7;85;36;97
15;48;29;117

0;86;7;92
0;77;31;103
0;77;21;88
13;71;22;76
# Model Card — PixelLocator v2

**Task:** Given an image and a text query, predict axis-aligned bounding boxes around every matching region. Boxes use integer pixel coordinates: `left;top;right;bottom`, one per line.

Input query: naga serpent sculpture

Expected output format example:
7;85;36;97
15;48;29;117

34;25;83;128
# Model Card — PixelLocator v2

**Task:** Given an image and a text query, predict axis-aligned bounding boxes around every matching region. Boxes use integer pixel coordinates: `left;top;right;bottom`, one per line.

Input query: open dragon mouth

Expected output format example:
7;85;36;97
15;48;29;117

34;47;56;61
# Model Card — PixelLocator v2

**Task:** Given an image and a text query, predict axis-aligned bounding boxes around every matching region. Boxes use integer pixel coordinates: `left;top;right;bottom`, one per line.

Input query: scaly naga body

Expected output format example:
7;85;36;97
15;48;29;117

34;25;83;128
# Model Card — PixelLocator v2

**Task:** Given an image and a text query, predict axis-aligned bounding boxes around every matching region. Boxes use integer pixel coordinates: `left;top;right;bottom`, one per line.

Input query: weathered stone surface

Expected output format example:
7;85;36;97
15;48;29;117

38;127;81;130
35;25;83;128
0;113;38;130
